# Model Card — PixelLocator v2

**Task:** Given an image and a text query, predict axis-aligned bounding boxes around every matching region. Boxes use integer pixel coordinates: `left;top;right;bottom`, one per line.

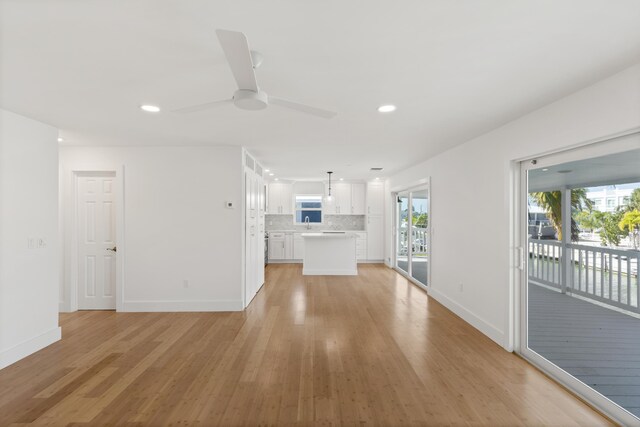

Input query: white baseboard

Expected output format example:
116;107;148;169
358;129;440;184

122;299;244;312
302;268;358;276
428;287;506;349
0;327;61;370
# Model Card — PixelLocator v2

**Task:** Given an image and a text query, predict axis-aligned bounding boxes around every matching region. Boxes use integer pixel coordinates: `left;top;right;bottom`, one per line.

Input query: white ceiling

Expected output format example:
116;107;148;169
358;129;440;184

1;1;640;181
529;148;640;192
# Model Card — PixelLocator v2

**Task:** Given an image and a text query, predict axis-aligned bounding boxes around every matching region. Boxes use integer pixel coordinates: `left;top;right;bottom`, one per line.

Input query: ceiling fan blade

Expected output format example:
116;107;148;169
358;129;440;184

172;98;233;113
269;96;337;119
216;29;259;92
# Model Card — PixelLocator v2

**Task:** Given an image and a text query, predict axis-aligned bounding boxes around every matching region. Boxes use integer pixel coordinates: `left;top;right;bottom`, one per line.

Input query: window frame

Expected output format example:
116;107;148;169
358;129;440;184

294;194;324;224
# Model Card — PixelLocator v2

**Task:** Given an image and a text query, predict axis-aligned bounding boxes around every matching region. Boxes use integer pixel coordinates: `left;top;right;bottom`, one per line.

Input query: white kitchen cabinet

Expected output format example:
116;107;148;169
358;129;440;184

334;183;351;214
366;182;384;216
244;151;266;308
325;182;366;215
351;183;366;214
366;215;384;260
269;233;285;259
355;232;367;260
267;183;293;214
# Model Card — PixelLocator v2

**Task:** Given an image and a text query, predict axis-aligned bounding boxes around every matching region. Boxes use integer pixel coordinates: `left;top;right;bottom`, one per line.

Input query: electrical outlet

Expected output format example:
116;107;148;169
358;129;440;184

183;280;189;288
459;283;464;292
27;238;35;249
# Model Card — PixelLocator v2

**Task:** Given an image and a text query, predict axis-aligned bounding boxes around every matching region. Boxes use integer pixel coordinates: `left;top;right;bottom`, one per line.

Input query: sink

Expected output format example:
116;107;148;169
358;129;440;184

321;230;345;234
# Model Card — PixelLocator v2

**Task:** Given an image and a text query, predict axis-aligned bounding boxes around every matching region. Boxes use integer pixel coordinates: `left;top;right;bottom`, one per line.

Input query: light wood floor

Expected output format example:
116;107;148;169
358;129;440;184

0;264;611;426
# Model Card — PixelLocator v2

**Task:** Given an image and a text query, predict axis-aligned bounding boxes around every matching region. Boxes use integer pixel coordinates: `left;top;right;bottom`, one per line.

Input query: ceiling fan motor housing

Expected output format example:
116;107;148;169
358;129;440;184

234;89;268;110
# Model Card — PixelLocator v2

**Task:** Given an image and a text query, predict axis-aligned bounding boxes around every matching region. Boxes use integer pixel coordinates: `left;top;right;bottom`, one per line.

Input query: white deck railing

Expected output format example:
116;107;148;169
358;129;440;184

399;228;428;256
529;239;640;314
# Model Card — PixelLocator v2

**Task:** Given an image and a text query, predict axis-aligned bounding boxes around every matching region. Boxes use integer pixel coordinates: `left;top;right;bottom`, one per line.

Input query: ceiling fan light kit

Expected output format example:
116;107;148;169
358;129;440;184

173;29;336;119
234;89;268;110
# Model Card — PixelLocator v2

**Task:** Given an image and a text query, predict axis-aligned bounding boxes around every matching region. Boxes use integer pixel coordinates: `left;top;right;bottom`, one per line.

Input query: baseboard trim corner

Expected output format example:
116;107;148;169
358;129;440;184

0;327;61;370
122;299;244;312
428;287;506;348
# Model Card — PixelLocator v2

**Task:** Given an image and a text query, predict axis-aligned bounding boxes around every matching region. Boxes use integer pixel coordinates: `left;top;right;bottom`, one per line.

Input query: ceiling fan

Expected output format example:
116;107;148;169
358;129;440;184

173;30;337;119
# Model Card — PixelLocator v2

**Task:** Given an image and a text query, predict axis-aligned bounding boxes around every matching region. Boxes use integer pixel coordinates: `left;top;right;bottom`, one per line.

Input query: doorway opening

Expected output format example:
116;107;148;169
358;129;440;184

394;185;430;289
518;132;640;424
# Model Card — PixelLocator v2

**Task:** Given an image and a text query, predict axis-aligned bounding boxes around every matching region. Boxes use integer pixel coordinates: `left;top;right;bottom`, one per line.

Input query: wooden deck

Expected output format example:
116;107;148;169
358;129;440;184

529;282;640;418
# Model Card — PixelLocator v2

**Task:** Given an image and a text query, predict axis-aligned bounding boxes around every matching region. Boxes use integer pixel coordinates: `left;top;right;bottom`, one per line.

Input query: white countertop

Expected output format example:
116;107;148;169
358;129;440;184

301;232;358;238
268;229;365;233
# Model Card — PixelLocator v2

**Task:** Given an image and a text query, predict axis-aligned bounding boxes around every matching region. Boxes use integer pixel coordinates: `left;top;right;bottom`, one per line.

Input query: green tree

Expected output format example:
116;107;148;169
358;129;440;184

529;188;592;241
599;209;627;247
627;188;640;211
413;213;428;228
618;209;640;250
575;210;602;232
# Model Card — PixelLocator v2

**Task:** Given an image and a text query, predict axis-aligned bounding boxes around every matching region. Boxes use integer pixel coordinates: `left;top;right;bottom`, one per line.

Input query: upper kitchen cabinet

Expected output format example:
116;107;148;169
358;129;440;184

366;182;384;216
267;182;292;214
325;182;366;215
351;183;366;214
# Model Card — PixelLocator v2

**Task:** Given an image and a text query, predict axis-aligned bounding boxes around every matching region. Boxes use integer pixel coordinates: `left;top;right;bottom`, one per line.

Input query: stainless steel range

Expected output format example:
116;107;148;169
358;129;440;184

264;233;268;266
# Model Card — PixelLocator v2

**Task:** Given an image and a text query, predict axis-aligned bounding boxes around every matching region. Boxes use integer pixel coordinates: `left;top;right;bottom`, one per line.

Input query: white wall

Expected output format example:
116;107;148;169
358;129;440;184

59;145;244;312
0;109;61;369
385;63;640;350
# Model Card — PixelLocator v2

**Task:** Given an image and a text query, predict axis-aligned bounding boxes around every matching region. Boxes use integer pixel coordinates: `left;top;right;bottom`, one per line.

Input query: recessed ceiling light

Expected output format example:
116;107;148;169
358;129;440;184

269;173;274;176
57;137;64;142
140;104;161;113
557;170;572;174
339;178;344;181
274;178;279;181
375;177;380;181
542;168;549;172
377;105;396;113
265;169;270;172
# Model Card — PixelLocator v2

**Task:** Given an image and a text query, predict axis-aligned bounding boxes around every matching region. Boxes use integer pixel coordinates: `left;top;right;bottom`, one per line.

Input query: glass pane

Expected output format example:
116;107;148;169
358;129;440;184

296;210;322;223
410;189;428;285
527;148;640;419
295;195;322;209
396;193;409;274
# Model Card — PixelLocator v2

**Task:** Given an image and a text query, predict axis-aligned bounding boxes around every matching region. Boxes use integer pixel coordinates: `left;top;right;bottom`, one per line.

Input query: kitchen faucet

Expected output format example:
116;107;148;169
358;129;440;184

304;216;310;229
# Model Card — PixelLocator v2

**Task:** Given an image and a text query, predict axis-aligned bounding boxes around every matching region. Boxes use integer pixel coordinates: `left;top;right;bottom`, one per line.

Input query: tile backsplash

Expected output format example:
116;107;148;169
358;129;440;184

266;214;365;231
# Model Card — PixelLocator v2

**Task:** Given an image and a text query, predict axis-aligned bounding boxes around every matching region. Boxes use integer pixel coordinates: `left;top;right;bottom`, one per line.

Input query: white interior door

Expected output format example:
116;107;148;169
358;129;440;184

77;173;116;309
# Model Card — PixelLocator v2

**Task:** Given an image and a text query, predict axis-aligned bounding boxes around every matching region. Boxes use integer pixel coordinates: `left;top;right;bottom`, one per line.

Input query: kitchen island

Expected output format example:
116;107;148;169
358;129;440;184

301;232;358;275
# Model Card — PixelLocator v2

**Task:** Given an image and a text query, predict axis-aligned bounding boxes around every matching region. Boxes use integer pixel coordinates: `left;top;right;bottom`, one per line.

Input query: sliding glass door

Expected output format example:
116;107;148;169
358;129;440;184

519;134;640;425
395;186;429;287
396;192;410;275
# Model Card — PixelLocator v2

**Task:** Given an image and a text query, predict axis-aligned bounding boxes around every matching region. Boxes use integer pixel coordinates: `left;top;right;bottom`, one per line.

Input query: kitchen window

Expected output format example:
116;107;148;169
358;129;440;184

295;195;323;224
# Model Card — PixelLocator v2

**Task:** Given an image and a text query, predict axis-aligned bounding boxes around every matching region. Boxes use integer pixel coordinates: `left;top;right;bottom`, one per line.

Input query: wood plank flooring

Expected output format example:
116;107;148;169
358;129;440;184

0;264;611;426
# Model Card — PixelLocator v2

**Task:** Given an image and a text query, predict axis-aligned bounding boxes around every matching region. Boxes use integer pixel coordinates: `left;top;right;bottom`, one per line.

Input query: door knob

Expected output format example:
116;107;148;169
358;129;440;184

107;246;117;252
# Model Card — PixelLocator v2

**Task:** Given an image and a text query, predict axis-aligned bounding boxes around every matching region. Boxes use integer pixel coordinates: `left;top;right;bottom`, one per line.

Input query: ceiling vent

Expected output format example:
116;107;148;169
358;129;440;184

370;167;383;171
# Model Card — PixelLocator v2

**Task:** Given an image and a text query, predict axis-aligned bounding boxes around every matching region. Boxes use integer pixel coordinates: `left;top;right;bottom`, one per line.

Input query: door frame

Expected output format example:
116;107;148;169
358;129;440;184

514;130;640;426
69;169;125;312
391;178;431;292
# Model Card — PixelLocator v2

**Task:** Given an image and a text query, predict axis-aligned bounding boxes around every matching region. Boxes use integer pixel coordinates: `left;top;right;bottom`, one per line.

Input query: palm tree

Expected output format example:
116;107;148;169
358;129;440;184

529;188;591;241
619;209;640;250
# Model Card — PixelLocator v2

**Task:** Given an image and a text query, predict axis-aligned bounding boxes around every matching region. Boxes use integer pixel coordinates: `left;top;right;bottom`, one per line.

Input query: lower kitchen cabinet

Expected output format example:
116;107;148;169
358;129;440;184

268;233;285;260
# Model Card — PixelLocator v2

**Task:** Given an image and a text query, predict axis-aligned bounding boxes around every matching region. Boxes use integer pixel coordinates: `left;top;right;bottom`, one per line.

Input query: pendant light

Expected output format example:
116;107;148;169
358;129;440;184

326;171;333;202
